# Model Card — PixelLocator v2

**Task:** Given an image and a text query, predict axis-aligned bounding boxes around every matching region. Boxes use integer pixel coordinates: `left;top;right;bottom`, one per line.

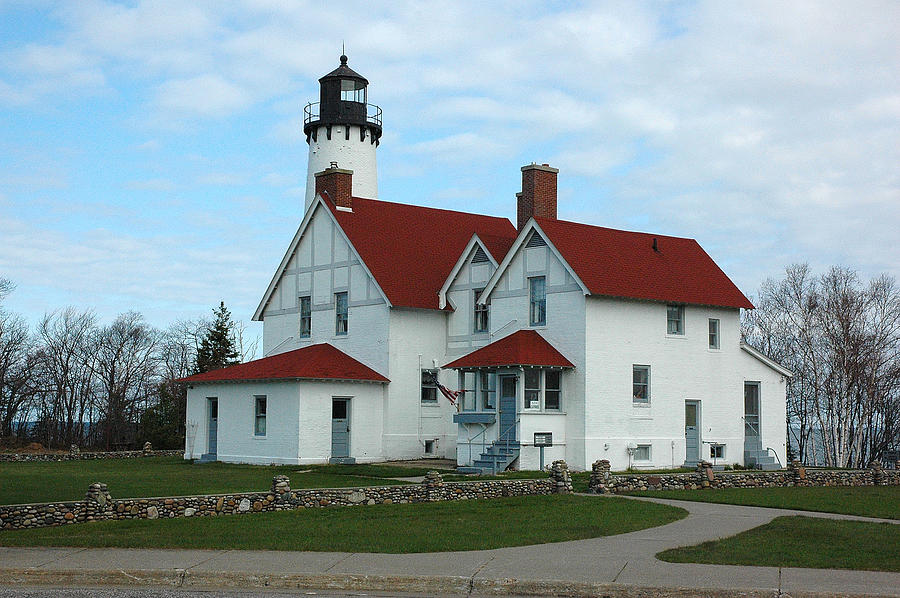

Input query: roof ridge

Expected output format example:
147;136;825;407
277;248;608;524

348;196;514;225
535;216;699;243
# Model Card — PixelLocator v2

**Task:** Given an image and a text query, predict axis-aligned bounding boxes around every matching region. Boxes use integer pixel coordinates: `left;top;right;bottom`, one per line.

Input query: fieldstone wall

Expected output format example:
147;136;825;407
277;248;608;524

0;469;562;532
589;459;900;494
0;449;182;462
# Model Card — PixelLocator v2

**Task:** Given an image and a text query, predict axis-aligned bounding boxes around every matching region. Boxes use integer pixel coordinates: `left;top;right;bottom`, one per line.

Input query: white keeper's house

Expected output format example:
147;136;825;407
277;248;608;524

181;56;791;472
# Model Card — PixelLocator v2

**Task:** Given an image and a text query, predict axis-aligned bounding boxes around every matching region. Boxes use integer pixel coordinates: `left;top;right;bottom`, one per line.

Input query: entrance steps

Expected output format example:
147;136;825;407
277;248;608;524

457;440;520;475
744;441;780;470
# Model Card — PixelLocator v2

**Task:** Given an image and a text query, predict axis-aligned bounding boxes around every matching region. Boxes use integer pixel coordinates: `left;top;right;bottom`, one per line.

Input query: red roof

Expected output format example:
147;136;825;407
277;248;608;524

444;330;574;369
534;217;753;309
179;343;388;384
330;198;517;310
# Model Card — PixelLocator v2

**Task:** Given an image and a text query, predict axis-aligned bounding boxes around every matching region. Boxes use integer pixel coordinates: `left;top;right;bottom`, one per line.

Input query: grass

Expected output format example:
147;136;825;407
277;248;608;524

629;485;900;519
0;457;451;505
0;494;686;552
658;516;900;572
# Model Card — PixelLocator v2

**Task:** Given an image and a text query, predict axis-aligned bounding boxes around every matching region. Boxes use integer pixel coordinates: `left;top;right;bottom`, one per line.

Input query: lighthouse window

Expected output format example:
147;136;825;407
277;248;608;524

340;80;366;103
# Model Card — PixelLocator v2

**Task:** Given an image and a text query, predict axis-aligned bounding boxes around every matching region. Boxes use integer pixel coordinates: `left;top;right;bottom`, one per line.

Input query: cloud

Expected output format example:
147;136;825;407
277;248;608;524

155;75;253;118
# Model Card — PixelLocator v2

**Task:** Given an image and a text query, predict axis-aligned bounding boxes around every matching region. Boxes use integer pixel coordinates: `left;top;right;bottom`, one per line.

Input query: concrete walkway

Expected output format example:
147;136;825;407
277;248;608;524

1;495;898;597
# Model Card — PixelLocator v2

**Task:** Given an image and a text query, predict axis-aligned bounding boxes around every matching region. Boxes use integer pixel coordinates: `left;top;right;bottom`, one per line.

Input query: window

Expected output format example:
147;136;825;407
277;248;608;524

708;318;720;349
529;276;546;326
421;369;438;404
299;296;311;338
480;372;496;410
667;304;684;335
544;370;561;410
335;292;348;335
474;289;489;333
633;365;650;404
460;371;476;411
340;79;365;103
424;439;435;454
254;396;266;436
710;444;725;459
634;444;651;461
525;369;541;409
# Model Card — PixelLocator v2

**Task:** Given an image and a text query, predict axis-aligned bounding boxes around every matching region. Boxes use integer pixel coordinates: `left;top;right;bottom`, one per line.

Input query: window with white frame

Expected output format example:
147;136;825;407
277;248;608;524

474;289;489;333
421;369;438;404
523;368;563;411
299;296;311;338
634;444;651;461
529;276;546;326
254;396;267;436
710;444;725;459
708;318;720;349
480;371;496;410
633;365;650;404
459;371;477;411
667;304;684;335
335;292;348;335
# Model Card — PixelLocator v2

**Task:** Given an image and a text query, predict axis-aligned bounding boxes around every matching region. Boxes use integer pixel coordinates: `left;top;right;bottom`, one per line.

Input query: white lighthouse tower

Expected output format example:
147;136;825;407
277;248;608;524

303;55;382;210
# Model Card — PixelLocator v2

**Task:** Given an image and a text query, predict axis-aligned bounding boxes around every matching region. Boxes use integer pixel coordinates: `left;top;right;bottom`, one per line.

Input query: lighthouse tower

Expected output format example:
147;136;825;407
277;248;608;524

303;55;382;210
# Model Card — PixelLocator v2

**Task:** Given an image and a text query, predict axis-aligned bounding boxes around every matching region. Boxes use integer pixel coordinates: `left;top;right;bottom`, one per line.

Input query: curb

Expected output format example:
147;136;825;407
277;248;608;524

0;568;888;598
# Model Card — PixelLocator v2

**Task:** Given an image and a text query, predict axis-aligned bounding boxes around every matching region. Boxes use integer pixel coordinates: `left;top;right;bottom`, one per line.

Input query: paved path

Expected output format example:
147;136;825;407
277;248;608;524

1;495;898;597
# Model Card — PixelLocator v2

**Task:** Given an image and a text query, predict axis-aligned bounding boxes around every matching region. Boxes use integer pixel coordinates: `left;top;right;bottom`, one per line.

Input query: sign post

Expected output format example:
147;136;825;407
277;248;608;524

534;432;553;471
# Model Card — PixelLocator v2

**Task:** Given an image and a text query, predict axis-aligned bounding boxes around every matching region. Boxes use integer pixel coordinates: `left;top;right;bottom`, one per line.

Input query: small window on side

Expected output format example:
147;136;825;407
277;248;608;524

633;365;650;404
421;369;438;404
524;369;541;409
474;289;489;333
460;371;476;411
667;304;684;335
708;318;720;349
634;444;651;461
335;292;348;335
254;396;267;437
545;370;561;410
710;444;725;459
529;276;546;326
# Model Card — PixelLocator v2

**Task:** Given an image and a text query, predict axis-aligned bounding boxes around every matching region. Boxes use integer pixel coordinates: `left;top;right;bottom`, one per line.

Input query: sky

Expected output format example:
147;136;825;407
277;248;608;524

1;0;898;343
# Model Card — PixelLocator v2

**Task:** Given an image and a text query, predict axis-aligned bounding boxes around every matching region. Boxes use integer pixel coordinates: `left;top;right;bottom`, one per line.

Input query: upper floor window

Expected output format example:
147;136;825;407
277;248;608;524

523;368;562;411
667;304;684;335
335;292;348;335
340;79;365;103
708;318;720;349
633;365;650;404
299;296;311;338
254;395;267;436
421;369;438;404
474;289;489;333
529;276;546;326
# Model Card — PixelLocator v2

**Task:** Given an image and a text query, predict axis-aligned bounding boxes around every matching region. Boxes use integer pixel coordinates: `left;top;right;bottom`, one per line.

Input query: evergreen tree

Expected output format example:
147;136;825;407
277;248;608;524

194;302;239;374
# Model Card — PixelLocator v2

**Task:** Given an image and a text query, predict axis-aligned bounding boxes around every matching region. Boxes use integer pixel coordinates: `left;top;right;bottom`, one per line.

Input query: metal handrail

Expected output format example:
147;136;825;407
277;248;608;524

303;102;383;127
495;417;520;475
465;424;489;466
765;447;783;469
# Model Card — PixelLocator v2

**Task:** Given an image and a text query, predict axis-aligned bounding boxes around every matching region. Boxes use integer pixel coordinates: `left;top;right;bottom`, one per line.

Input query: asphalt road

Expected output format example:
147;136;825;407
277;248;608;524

0;589;464;598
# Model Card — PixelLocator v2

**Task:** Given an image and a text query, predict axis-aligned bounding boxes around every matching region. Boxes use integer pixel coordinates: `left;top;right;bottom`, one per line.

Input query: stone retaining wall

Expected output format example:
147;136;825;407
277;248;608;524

0;450;183;463
589;459;900;494
0;460;573;532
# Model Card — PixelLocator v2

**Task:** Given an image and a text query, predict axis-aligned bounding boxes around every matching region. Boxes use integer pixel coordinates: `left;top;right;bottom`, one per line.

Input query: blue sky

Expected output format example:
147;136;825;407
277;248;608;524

1;1;898;346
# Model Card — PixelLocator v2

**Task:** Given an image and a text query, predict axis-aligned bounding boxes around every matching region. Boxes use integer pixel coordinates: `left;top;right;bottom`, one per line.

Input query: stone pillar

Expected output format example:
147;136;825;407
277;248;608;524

590;459;612;494
272;475;291;494
84;482;113;522
549;460;573;494
142;441;153;454
697;461;714;488
69;444;80;454
422;470;444;488
870;461;885;486
790;459;806;486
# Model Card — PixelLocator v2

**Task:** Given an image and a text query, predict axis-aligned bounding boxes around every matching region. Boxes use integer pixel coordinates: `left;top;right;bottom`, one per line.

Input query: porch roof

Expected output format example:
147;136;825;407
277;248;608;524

178;343;389;384
443;330;574;370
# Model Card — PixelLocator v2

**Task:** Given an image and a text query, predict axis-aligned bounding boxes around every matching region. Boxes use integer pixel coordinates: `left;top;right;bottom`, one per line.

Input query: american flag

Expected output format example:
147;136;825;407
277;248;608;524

437;382;461;406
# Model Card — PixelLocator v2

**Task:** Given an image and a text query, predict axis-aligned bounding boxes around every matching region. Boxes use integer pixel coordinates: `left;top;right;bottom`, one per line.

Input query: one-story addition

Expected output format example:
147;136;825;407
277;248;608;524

181;56;790;472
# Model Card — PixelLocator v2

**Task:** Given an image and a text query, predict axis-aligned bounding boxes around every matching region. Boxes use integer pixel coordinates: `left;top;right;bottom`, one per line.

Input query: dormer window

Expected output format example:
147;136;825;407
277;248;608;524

340;79;366;103
529;276;546;326
474;288;489;333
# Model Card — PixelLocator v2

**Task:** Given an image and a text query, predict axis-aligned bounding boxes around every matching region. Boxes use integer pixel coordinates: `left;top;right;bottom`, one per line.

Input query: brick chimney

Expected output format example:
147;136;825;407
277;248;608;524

314;165;353;210
517;163;558;229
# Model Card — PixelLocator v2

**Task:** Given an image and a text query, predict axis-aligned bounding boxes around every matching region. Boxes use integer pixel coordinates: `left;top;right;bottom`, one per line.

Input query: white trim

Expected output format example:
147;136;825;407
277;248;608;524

252;196;392;321
438;234;499;309
479;219;589;305
740;342;793;377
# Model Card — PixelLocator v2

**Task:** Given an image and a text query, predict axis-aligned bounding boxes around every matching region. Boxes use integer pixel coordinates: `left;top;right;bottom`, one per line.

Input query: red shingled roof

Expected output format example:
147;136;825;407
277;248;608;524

444;330;574;369
179;343;388;384
534;217;753;309
330;198;517;310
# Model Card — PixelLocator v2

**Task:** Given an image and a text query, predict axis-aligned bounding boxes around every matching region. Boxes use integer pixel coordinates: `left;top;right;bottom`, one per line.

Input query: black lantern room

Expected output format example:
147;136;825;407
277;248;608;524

304;55;382;145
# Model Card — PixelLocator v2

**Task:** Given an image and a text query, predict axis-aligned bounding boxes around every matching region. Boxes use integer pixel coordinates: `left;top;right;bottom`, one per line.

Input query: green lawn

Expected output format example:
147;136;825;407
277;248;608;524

658;516;900;572
0;494;686;552
0;457;451;505
629;485;900;519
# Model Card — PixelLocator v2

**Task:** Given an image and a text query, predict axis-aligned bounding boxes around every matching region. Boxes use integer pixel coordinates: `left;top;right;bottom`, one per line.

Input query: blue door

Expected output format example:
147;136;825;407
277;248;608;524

207;398;218;457
331;398;350;458
685;401;699;465
498;376;517;442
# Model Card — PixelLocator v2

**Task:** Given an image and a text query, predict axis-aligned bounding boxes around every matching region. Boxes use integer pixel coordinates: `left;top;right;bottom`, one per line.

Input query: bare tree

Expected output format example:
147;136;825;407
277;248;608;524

0;309;36;440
